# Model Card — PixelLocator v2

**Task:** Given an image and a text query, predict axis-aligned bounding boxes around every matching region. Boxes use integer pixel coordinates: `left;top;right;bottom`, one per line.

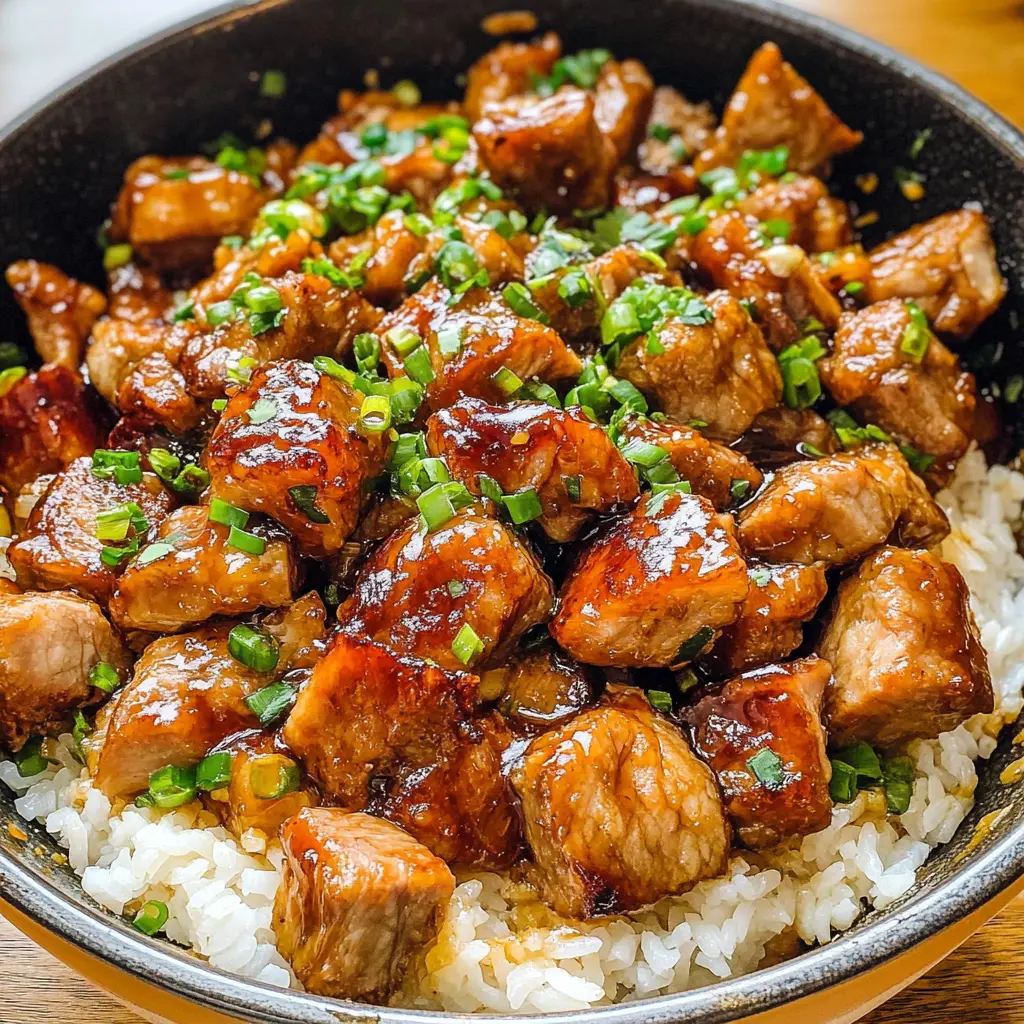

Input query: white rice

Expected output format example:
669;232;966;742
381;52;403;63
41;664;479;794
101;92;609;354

2;447;1022;1010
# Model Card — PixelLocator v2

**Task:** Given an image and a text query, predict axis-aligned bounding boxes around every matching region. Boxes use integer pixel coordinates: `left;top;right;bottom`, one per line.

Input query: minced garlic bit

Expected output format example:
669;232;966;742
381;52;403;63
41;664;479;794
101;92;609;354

761;244;803;278
855;172;878;195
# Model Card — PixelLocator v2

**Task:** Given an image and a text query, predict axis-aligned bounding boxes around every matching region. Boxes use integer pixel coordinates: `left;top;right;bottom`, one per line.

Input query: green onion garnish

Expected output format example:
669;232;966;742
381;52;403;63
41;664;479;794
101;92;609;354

147;764;198;809
353;332;381;374
436;325;463;360
829;759;858;803
451;622;485;665
503;282;550;324
563;474;582;503
196;752;233;791
358;394;392;434
647;690;673;713
91;449;143;486
259;69;287;98
246;397;277;425
491;366;524;397
227;526;266;555
103;244;133;271
674;625;715;663
446;579;467;598
208;498;249;530
244;680;295;726
228;624;280;673
95;502;147;542
750;567;773;587
730;479;751;501
747;747;785;787
831;741;883;782
132;900;169;936
385;325;422;356
13;737;49;778
520;380;560;407
844;281;865;295
417;481;474;531
501;487;543;525
137;541;176;566
619;438;668;469
403;345;436;385
557;270;592;309
900;300;931;362
777;335;826;409
250;756;301;800
477;474;504;504
89;662;120;694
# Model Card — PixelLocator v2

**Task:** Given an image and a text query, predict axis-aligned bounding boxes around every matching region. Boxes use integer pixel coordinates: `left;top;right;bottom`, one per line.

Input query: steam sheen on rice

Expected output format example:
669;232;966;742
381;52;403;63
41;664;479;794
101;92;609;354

2;447;1022;1010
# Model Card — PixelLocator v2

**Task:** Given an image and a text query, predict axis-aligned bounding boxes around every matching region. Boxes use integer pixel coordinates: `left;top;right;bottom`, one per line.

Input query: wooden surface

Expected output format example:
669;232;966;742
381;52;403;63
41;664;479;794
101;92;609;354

2;1;1023;1022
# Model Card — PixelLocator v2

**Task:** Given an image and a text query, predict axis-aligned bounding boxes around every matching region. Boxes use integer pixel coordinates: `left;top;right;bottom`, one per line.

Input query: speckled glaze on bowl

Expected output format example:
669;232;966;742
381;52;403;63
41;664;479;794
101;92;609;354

1;2;1023;1022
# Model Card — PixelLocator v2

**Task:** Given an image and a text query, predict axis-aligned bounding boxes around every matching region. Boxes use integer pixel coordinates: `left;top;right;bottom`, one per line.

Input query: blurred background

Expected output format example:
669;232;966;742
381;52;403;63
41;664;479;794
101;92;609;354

1;0;1022;127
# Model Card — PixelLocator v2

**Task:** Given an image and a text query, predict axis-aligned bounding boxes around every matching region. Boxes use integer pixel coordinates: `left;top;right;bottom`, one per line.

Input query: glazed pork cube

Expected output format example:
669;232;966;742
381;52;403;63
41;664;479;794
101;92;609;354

550;489;749;668
615;289;783;441
0;365;107;497
492;642;593;734
820;299;976;471
592;58;655;163
108;155;267;271
203;359;390;557
686;657;834;848
105;260;172;323
694;42;862;174
638;85;716;174
473;87;615;214
617;416;763;510
0;590;131;751
510;685;730;917
818;547;993;747
376;280;582;417
93;593;326;797
464;32;562;121
736;176;853;254
108;505;296;633
733;407;839;469
273;808;454;1001
864;209;1006;338
426;397;639;542
737;444;949;566
85;318;190;408
284;632;521;867
700;561;828;676
338;509;554;671
5;260;106;370
8;456;174;606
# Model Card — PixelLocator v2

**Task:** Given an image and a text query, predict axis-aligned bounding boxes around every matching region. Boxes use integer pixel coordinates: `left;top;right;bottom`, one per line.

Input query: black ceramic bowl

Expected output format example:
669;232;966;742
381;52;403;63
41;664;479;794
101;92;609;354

1;2;1023;1022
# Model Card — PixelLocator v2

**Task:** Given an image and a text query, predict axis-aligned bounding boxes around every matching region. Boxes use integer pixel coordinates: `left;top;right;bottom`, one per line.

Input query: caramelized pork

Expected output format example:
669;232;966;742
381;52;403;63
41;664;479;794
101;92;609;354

818;547;993;747
551;489;749;667
511;685;730;917
274;808;454;1001
492;642;593;734
638;86;716;174
426;397;639;541
593;59;655;163
733;406;839;468
686;657;833;848
464;32;562;121
736;176;853;253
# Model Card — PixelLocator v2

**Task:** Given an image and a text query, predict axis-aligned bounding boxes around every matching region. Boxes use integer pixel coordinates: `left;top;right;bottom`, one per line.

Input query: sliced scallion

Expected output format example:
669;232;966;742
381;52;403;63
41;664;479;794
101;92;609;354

227;525;266;555
228;624;280;673
132;900;169;936
147;764;198;809
89;662;120;694
452;622;485;665
403;345;436;385
491;365;523;397
196;752;233;791
501;487;543;525
747;747;785;787
244;680;295;726
647;690;673;713
674;625;715;663
208;498;249;530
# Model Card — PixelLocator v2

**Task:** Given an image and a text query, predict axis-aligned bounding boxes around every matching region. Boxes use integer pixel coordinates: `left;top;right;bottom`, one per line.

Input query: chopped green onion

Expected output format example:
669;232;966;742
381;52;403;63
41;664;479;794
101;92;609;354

0;366;27;396
452;622;485;665
71;711;91;760
603;377;648;413
647;690;673;713
520;380;560;407
95;502;147;542
501;487;543;525
557;270;592;309
404;212;433;237
89;662;120;694
829;759;858;803
677;669;700;695
358;393;392;434
208;498;249;530
417;481;474;531
832;741;883;782
619;438;668;468
730;479;751;501
844;281;865;295
900;300;931;362
403;345;436;385
747;747;785;787
491;365;523;397
91;449;143;486
503;282;550;324
419;457;450;484
228;624;280;673
172;299;196;322
259;69;287;98
563;474;582;503
436;325;464;360
212;398;228;412
103;244;133;271
196;752;233;791
244;680;295;725
133;900;169;936
600;301;642;349
13;737;48;778
899;444;936;476
246;397;277;425
908;128;932;159
649;123;674;143
777;336;826;409
477;474;504;504
796;442;826;459
353;332;381;374
385;324;422;356
227;525;266;555
147;764;198;809
446;579;467;598
674;625;715;663
288;484;331;524
750;567;773;587
137;541;175;566
206;300;237;328
250;756;302;799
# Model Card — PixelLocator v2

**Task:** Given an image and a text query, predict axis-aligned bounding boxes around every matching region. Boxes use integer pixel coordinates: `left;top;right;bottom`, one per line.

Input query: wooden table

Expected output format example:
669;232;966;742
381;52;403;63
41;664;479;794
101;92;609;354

2;1;1023;1022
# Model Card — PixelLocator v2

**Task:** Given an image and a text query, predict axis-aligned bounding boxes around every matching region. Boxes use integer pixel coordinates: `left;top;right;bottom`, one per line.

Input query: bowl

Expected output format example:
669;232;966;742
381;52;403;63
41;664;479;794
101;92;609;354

1;2;1023;1023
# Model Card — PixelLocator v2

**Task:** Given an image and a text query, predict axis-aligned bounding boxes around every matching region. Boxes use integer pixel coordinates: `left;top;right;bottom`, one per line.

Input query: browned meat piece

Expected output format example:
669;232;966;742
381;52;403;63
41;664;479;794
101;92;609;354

203;359;390;557
284;633;521;867
737;444;949;566
690;211;842;350
618;416;763;510
116;351;204;434
821;299;977;473
338;509;554;671
85;318;191;409
377;281;582;416
93;593;326;797
0;590;131;751
8;457;174;606
464;32;562;121
694;43;862;174
0;365;107;497
733;406;839;468
492;642;593;734
473;88;615;214
5;260;106;370
700;561;828;676
551;489;749;667
864;209;1006;338
274;808;454;1001
639;86;716;174
616;289;783;441
106;261;173;323
108;155;267;271
109;505;296;633
686;657;834;848
818;547;993;747
593;59;655;163
221;743;316;838
736;176;853;254
510;685;730;917
181;270;381;399
426;397;639;542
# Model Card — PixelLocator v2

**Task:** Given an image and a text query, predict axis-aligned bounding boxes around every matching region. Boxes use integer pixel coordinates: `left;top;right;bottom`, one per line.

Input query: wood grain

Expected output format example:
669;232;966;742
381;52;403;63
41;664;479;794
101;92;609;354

1;1;1022;1022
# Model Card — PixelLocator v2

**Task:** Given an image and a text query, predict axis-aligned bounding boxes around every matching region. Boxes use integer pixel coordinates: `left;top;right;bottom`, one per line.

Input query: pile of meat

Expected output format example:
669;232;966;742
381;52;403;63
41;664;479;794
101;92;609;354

0;31;1005;1005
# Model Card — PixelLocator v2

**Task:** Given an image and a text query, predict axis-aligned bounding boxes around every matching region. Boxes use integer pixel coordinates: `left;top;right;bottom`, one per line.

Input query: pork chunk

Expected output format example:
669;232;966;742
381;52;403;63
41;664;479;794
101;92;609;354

510;685;730;917
492;642;593;734
274;809;454;1001
694;43;862;174
593;59;655;163
338;509;554;671
93;594;326;797
284;632;521;867
109;505;296;633
551;489;749;668
203;359;390;556
616;290;782;442
0;591;131;751
701;561;828;676
733;406;839;468
736;176;852;254
638;86;716;174
5;260;106;370
818;547;992;747
426;397;639;541
737;444;949;566
8;457;174;606
821;298;976;472
865;209;1006;338
686;657;833;848
464;32;562;121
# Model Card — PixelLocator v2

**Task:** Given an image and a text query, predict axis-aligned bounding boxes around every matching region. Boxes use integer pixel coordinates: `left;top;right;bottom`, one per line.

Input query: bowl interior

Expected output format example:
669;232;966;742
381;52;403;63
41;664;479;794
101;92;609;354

2;1;1023;1022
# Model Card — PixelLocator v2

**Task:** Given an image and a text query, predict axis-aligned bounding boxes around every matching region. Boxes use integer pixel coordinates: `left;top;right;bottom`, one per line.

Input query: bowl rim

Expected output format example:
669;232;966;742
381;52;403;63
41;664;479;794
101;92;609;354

1;1;1023;1021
